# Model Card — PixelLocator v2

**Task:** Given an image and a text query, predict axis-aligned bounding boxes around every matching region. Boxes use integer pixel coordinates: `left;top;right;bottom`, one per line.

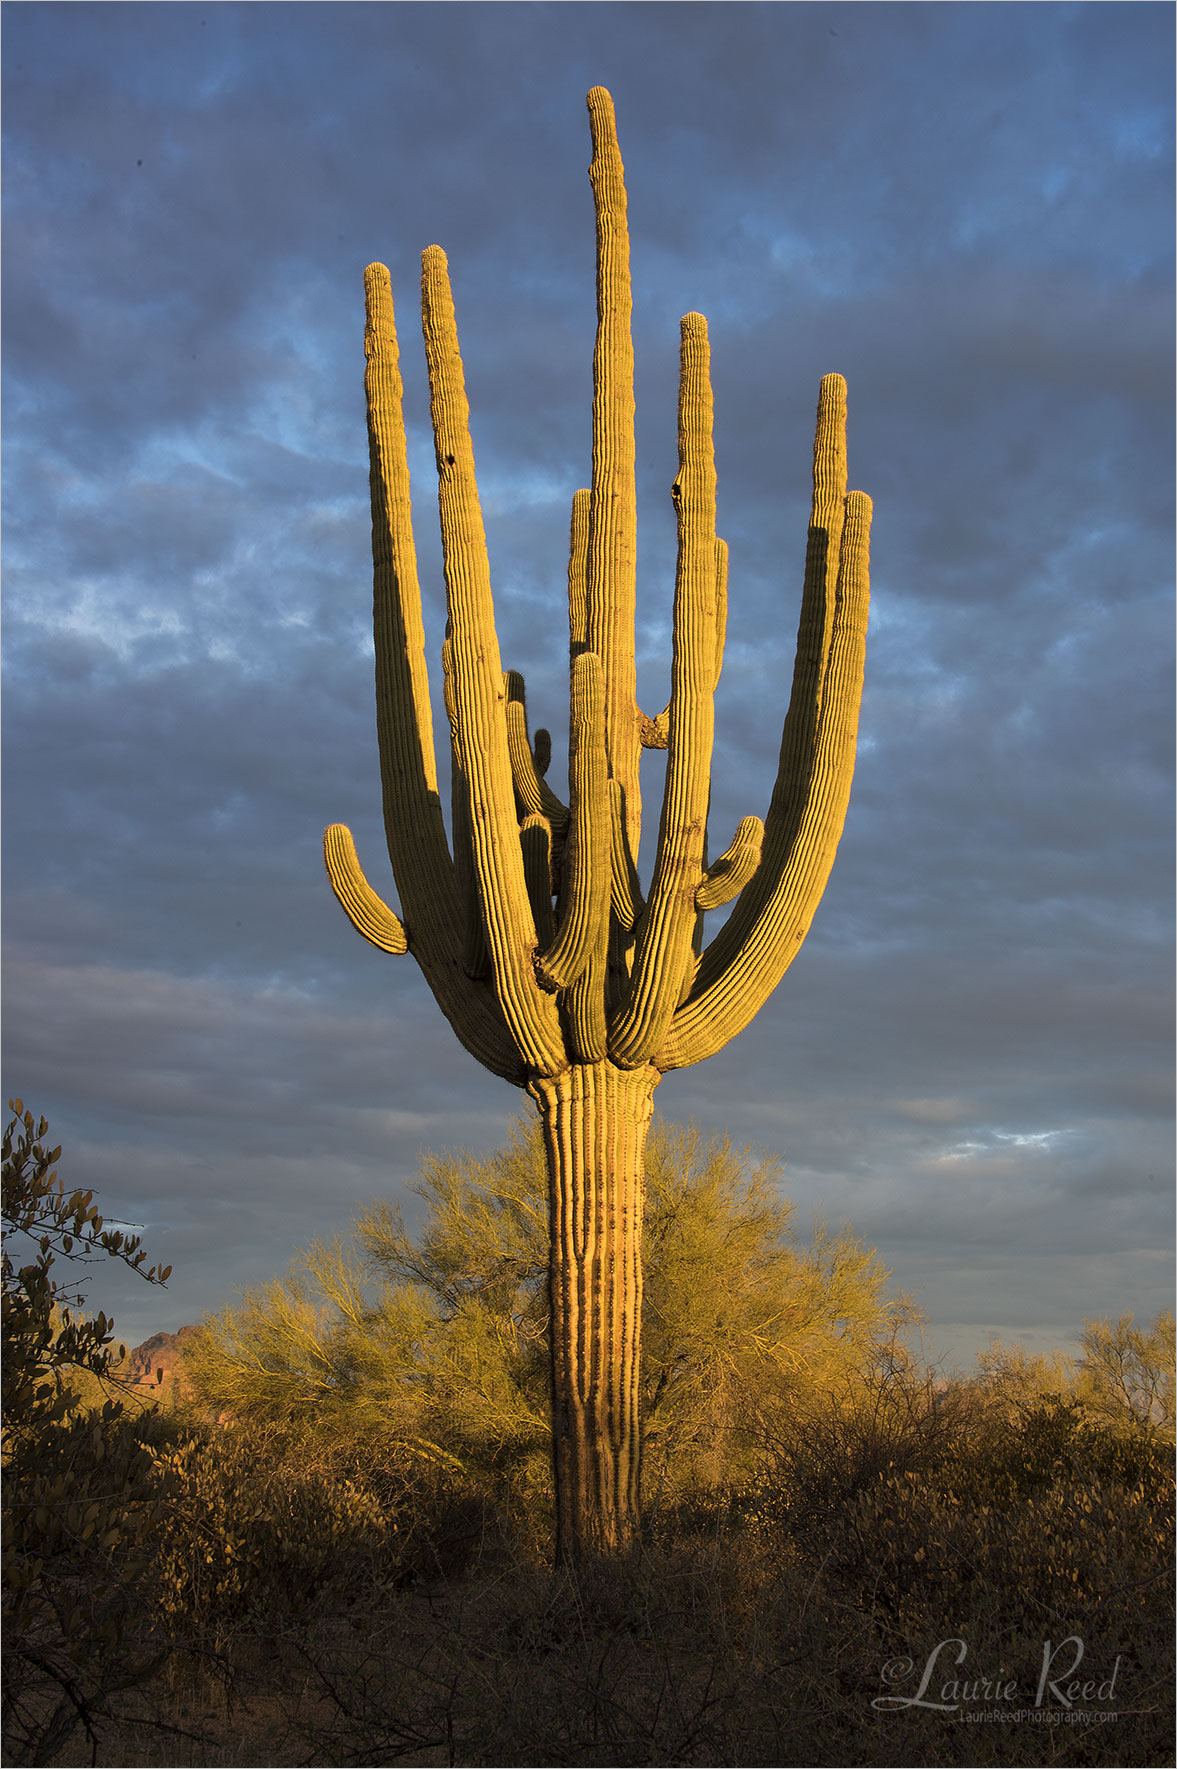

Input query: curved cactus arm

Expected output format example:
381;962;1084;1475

504;672;570;832
656;387;871;1070
608;779;645;931
696;814;764;912
536;653;609;994
585;88;642;861
609;313;719;1067
520;814;556;950
420;246;565;1076
323;824;408;954
361;263;518;1079
532;727;552;779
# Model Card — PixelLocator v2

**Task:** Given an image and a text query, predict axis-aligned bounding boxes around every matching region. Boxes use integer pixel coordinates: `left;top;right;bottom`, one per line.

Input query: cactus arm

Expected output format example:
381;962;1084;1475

585;88;642;861
420;246;565;1075
565;937;609;1060
639;540;723;749
696;814;764;912
638;539;722;750
608;779;645;931
362;263;518;1078
567;487;590;653
535;653;609;995
561;658;611;1064
323;824;408;954
504;672;570;832
520;814;556;950
656;402;871;1070
609;314;719;1068
712;538;728;689
441;636;492;980
365;264;441;800
532;728;552;779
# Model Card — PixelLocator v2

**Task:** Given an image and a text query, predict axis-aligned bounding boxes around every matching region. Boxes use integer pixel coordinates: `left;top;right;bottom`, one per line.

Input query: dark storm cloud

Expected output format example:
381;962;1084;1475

3;2;1172;1362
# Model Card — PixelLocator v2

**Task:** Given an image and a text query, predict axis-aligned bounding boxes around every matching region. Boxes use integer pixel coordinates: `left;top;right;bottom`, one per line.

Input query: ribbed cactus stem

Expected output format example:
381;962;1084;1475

327;262;518;1079
712;538;728;689
568;487;591;654
608;778;645;931
611;313;719;1067
442;635;491;980
530;1060;659;1561
532;727;552;779
323;824;408;953
535;653;609;994
504;672;570;833
586;88;642;858
421;247;564;1076
656;400;871;1070
520;814;556;950
696;815;764;912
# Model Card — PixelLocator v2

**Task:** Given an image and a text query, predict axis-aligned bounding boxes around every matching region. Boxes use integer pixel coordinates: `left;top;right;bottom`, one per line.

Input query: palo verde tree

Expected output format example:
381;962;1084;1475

324;89;871;1562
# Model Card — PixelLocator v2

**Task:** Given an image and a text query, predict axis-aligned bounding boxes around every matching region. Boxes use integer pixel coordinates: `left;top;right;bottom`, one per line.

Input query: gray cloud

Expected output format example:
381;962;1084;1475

3;3;1171;1364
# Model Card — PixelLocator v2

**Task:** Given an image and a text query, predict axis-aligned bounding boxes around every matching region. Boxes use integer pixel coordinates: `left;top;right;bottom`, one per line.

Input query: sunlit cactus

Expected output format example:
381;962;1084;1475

325;87;871;1563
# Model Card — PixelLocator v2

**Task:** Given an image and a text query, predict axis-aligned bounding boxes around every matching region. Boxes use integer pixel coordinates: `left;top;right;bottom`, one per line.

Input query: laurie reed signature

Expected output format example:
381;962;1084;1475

872;1636;1121;1713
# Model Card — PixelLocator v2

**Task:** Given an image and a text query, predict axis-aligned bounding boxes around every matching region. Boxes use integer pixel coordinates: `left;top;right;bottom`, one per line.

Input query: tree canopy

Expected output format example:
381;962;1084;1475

188;1118;910;1505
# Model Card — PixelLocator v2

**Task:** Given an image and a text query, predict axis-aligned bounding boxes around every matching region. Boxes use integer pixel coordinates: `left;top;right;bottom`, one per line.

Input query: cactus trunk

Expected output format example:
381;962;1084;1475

324;87;870;1562
529;1061;660;1562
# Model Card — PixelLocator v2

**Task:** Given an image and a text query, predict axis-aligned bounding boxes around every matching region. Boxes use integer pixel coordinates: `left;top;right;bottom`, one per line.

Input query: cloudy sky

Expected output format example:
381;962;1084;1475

3;2;1172;1368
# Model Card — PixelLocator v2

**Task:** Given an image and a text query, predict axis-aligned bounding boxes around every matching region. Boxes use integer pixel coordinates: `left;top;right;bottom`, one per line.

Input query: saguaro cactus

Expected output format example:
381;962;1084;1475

325;88;871;1563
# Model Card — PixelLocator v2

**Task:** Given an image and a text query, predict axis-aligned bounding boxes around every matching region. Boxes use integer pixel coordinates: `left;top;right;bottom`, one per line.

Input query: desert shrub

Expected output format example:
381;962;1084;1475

821;1456;1171;1634
733;1356;1173;1762
731;1334;965;1548
149;1416;525;1647
1;1101;175;1765
2;1405;178;1766
957;1392;1172;1502
972;1313;1175;1444
1076;1310;1175;1436
152;1424;386;1638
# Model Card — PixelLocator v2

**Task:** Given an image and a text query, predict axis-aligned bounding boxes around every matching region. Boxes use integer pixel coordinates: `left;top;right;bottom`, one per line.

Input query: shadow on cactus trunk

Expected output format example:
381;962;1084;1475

323;88;870;1563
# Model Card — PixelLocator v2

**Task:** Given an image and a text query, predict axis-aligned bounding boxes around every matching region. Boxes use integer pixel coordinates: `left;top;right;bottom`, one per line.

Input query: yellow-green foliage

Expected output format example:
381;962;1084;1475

970;1310;1175;1441
639;1123;904;1499
185;1239;438;1442
1076;1309;1175;1435
189;1119;903;1523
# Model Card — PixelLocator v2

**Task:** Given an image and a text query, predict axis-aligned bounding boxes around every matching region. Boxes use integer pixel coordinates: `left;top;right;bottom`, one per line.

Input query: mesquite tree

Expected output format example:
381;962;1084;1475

324;88;871;1563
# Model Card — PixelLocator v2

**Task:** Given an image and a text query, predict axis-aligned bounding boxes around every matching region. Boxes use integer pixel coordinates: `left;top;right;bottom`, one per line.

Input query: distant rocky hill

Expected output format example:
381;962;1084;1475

125;1325;200;1400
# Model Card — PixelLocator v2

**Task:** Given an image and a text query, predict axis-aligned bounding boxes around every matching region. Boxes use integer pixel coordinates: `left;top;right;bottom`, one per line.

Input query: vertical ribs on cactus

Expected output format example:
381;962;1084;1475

324;87;871;1561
